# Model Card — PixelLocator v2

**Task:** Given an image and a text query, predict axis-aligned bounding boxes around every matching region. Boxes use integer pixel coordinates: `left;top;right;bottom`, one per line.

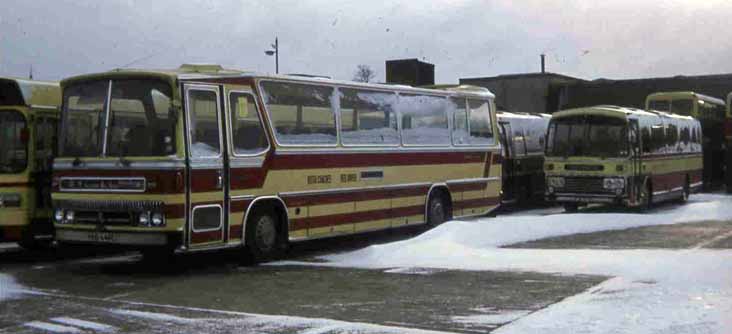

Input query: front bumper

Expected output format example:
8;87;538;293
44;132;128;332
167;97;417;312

547;192;627;205
55;227;182;248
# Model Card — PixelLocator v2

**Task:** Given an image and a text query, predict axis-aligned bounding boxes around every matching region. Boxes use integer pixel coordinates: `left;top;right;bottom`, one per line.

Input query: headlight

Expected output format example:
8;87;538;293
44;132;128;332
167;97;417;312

547;186;555;194
54;209;65;223
64;210;75;223
139;211;151;226
603;178;625;190
151;212;165;227
0;193;21;207
547;177;565;188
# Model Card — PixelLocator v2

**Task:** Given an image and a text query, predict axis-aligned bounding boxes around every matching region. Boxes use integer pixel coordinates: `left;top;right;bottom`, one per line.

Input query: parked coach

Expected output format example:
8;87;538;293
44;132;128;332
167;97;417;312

545;105;702;212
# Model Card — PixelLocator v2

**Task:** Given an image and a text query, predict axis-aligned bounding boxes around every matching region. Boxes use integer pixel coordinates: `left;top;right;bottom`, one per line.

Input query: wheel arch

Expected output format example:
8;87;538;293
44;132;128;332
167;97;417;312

241;196;289;246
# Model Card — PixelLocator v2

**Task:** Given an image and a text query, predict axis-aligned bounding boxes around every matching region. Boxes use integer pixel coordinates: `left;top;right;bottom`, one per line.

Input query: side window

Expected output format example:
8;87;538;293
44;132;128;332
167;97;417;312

450;97;469;145
641;127;652;153
680;124;690;152
468;99;494;145
671;99;693;116
523;119;544;154
648;100;670;112
260;81;336;146
512;127;527;156
399;94;450;145
187;89;221;158
229;92;268;155
339;88;399;145
666;123;679;151
650;124;665;154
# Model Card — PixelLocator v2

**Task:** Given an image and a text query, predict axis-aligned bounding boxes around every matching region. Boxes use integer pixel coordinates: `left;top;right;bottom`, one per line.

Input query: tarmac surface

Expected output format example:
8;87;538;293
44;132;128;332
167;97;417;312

1;201;731;333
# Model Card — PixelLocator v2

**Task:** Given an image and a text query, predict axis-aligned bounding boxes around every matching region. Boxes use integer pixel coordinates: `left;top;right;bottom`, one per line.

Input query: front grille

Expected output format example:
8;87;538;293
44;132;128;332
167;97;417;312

565;164;604;171
71;210;135;226
560;177;610;194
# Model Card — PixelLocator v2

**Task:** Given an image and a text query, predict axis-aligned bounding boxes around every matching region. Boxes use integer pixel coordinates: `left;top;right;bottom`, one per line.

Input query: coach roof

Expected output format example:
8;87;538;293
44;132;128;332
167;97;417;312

61;64;494;100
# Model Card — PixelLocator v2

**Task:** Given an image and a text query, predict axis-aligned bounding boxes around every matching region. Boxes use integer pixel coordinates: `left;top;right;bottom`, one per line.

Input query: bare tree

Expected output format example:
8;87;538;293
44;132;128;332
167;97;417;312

353;64;376;83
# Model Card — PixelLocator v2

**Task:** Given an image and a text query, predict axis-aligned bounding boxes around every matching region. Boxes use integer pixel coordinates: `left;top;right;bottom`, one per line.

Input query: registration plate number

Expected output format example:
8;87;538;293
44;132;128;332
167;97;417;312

87;231;115;242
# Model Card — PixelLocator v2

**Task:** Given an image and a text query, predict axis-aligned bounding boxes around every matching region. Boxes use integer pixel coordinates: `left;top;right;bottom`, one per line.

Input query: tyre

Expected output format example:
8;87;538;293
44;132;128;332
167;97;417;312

639;182;653;210
680;177;690;203
17;221;54;251
426;191;449;227
563;203;578;213
245;208;286;264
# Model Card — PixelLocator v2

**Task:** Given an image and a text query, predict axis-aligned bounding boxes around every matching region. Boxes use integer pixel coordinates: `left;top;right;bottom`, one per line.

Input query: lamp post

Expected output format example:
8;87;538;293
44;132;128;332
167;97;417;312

265;37;279;74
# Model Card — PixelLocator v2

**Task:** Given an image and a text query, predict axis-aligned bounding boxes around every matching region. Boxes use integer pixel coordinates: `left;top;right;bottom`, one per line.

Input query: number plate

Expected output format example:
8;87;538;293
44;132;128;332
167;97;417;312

87;231;115;242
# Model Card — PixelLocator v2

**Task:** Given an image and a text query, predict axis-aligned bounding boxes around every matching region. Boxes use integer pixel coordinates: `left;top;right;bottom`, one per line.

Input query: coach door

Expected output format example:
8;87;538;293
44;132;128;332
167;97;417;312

184;84;227;248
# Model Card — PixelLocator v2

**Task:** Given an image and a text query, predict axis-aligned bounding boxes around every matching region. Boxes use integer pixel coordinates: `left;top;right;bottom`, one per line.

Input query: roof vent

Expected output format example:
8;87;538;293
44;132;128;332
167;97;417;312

179;63;224;73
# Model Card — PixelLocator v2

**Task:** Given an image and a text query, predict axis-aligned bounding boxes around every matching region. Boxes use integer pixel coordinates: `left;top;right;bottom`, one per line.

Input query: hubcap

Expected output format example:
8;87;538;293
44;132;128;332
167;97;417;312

430;199;445;224
255;215;277;252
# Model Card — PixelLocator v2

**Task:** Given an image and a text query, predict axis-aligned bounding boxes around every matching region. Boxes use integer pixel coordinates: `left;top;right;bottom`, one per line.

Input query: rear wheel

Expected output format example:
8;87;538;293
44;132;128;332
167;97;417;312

680;177;690;203
563;203;578;213
426;191;449;227
245;208;286;264
639;182;653;210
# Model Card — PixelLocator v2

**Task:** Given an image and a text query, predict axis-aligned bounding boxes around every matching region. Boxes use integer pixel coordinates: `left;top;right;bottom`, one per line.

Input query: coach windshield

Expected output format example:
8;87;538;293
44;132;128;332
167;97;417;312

547;115;629;158
60;79;176;157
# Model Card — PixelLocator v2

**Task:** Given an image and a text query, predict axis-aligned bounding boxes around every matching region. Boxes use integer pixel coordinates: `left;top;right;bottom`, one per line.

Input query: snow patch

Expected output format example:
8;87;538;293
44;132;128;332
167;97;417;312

0;273;23;301
282;194;732;333
111;309;195;323
452;310;531;326
112;307;452;334
24;321;82;333
383;267;447;275
50;317;117;332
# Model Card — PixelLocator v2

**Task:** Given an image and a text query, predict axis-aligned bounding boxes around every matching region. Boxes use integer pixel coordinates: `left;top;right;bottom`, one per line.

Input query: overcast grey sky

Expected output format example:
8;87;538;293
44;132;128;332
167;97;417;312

3;0;732;83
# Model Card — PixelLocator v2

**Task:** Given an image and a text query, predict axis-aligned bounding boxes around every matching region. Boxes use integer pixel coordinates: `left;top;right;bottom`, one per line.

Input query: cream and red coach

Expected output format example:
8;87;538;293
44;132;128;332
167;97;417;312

53;64;502;261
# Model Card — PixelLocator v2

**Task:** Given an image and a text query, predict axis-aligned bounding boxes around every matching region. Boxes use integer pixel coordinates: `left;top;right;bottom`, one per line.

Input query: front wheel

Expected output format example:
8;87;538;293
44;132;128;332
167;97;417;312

426;192;449;227
563;203;578;213
245;209;286;264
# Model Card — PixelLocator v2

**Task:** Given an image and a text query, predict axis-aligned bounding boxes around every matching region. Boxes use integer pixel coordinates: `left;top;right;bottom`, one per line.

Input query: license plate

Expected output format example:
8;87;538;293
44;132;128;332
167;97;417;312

87;231;115;242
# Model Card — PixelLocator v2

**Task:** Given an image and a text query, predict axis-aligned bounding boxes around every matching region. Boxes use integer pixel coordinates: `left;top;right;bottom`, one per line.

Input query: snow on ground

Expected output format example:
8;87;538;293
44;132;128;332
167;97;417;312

452;309;531;327
277;194;732;333
0;273;23;302
110;308;453;334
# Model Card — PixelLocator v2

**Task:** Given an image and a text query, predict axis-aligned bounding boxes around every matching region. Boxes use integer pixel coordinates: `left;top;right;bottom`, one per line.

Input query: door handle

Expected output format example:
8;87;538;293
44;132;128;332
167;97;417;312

216;171;223;189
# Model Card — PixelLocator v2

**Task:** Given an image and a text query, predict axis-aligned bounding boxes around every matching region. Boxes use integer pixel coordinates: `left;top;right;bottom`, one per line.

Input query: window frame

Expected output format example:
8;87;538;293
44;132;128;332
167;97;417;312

397;92;452;147
337;86;401;148
258;79;339;148
450;96;471;147
226;90;271;157
185;85;224;160
466;98;496;147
